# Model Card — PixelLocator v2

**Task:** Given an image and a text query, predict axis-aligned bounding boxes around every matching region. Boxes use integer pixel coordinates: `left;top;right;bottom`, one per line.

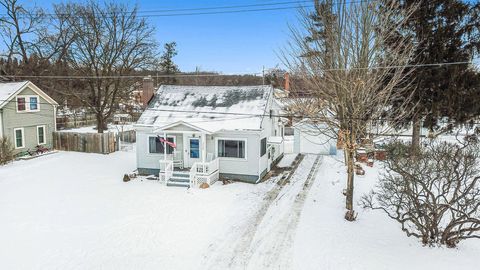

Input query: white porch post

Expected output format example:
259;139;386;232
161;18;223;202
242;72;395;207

163;131;167;161
201;133;206;163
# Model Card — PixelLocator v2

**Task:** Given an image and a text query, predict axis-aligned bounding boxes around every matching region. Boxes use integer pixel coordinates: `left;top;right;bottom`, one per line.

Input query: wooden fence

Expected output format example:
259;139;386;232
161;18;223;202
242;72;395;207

117;130;136;143
53;132;117;154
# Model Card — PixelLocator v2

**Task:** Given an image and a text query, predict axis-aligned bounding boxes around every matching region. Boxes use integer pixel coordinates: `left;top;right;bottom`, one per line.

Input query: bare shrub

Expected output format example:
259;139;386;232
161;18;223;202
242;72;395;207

0;137;14;165
361;140;480;247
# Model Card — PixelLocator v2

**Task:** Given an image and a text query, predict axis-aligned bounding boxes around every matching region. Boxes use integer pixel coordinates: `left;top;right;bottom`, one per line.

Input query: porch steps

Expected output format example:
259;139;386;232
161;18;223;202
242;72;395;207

166;171;191;187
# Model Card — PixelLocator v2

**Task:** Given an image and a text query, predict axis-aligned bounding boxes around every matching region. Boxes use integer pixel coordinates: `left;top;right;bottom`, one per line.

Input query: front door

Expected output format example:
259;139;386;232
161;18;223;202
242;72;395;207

185;137;201;167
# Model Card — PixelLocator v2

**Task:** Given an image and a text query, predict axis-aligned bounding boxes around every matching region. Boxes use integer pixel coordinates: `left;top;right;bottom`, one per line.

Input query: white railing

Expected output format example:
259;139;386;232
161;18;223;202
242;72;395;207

196;158;219;175
190;158;220;187
189;163;198;187
159;160;173;185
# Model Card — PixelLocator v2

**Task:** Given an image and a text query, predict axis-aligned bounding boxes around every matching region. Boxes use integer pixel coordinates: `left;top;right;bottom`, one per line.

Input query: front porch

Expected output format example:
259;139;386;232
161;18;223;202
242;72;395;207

155;122;220;188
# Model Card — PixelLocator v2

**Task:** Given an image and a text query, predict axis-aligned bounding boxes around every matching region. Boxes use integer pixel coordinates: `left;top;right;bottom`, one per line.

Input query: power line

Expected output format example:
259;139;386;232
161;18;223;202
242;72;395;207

0;0;376;19
44;1;312;17
0;61;473;80
0;73;263;79
2;99;480;124
114;5;312;18
0;3;312;19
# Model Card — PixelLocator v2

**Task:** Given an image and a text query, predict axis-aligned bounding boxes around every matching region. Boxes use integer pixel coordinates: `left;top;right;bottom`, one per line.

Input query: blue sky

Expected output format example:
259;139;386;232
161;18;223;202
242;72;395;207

30;0;303;74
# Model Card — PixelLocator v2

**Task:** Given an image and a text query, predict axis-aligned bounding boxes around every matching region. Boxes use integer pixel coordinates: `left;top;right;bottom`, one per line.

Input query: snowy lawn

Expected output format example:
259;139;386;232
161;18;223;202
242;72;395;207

293;154;480;270
0;151;274;270
1;150;478;270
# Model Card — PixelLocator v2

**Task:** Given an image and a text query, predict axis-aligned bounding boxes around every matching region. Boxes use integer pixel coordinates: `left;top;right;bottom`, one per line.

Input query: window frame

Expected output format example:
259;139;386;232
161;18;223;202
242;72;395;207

148;135;176;155
260;137;267;157
37;125;46;145
13;127;25;149
215;137;247;160
16;95;40;112
16;97;26;112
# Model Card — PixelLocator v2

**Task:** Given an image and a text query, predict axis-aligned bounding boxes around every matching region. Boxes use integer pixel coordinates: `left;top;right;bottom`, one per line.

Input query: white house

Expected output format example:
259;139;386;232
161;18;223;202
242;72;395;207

135;85;285;187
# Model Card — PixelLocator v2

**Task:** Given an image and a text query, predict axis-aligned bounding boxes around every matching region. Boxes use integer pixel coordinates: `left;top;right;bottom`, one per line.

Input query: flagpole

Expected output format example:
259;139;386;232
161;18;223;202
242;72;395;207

163;132;167;161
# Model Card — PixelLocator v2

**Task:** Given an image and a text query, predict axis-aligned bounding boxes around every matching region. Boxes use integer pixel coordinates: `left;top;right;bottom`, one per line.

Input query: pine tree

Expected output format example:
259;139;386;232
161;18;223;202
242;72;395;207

393;0;480;150
158;42;179;85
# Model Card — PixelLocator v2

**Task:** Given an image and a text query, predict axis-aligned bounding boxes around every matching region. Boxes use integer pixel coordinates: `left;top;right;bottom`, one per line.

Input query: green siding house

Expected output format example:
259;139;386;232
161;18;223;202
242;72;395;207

0;81;58;153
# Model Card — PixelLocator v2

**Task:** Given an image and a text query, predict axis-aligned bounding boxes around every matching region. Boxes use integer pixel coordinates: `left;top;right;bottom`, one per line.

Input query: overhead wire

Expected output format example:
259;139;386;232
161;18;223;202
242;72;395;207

1;99;480;125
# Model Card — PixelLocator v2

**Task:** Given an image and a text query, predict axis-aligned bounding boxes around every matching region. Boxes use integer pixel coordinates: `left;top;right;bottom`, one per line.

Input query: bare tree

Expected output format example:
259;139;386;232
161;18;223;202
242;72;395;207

283;0;416;220
0;0;44;63
56;1;157;132
361;139;480;247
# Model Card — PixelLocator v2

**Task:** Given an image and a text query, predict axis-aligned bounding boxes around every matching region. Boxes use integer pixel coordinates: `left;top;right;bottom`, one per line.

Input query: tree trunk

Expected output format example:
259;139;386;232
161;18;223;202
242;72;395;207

411;114;421;154
96;114;106;133
346;148;354;211
344;131;356;221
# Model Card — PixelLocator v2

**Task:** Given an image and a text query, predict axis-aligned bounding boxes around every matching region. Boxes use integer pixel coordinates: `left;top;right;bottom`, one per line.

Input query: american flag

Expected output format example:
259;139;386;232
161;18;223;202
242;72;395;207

158;136;176;148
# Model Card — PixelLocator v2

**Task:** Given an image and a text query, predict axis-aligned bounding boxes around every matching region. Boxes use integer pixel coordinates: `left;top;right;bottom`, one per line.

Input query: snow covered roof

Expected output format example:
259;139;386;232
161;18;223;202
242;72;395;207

0;81;29;108
136;85;274;133
0;81;58;109
267;136;283;144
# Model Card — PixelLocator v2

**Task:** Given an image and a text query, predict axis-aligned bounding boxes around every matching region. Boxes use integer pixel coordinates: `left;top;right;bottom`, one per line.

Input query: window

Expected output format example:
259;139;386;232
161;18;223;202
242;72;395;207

149;136;175;154
218;139;245;159
16;95;40;112
30;97;38;111
17;97;26;111
260;137;267;157
190;138;200;158
14;128;24;149
37;125;46;145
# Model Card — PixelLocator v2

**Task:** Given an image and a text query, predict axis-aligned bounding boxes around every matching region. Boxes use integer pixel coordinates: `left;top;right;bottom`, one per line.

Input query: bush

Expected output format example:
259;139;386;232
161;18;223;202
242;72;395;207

361;140;480;247
0;137;14;165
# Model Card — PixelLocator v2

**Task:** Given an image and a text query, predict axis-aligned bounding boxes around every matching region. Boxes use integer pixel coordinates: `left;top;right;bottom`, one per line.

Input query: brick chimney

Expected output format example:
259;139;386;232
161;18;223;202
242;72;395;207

284;72;290;92
142;76;154;108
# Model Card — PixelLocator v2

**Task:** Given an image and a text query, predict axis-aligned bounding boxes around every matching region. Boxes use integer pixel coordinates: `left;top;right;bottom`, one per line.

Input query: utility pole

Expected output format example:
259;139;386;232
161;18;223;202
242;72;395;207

262;66;265;85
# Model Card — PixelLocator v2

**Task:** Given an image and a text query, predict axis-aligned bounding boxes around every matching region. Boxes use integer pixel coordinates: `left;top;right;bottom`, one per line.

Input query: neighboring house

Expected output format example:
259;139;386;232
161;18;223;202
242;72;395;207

293;119;337;155
0;81;58;153
135;85;285;187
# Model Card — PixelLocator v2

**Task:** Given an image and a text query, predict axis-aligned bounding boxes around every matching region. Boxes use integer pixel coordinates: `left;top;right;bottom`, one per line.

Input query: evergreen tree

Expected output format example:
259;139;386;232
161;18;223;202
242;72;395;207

392;0;480;150
158;41;179;84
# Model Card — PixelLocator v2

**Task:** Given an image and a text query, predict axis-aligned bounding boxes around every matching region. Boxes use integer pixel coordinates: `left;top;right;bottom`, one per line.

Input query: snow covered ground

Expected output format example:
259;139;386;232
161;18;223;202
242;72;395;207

0;151;275;270
293;154;480;270
276;153;297;168
0;149;478;269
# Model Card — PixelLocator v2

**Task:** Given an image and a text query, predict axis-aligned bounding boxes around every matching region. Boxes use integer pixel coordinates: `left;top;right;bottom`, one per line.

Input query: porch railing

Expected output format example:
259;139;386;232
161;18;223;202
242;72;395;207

189;158;220;187
159;160;173;184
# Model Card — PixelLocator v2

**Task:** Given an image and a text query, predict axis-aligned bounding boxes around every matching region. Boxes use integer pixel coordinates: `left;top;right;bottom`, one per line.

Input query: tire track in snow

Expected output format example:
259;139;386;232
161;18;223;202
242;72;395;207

245;155;322;269
203;155;322;270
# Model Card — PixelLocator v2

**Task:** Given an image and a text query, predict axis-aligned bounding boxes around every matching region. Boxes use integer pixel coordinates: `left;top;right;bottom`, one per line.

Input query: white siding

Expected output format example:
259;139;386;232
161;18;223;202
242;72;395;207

136;130;184;170
208;131;260;177
294;123;336;155
137;128;261;177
